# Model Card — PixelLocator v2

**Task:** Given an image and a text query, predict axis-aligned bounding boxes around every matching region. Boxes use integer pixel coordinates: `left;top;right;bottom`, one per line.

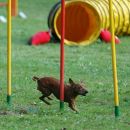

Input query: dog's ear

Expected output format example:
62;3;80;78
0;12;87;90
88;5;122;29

69;78;74;84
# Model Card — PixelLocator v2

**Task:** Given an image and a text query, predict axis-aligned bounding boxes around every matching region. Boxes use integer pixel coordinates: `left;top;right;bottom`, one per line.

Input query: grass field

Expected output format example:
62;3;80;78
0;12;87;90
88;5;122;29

0;0;130;130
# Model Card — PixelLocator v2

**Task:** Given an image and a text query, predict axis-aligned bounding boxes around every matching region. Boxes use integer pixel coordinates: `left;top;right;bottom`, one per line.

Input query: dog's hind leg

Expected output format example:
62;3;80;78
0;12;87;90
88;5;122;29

39;95;51;105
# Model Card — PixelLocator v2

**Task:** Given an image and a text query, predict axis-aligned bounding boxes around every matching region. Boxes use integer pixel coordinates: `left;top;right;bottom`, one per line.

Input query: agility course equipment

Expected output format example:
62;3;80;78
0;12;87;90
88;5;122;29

7;0;12;105
60;0;65;110
109;0;119;117
11;0;18;16
59;0;119;116
100;29;120;44
0;0;18;16
3;0;119;117
48;0;130;46
0;2;7;7
1;0;18;105
0;0;12;105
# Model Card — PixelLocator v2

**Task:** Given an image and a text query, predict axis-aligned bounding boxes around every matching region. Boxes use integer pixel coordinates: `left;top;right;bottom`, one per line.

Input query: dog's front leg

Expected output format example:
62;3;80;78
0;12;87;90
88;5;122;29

68;99;78;112
39;95;51;105
47;96;53;100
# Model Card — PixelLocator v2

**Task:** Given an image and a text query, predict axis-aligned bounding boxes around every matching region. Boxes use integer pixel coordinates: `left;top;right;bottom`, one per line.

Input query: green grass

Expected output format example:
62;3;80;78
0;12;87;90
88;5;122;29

0;0;130;130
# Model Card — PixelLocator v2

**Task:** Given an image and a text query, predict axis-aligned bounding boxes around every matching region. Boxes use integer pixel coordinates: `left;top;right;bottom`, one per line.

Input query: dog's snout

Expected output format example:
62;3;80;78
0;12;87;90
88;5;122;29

85;90;88;94
82;89;88;96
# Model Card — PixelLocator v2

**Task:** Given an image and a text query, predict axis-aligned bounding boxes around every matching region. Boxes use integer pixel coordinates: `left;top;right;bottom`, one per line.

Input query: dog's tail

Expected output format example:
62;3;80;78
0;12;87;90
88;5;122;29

32;76;39;81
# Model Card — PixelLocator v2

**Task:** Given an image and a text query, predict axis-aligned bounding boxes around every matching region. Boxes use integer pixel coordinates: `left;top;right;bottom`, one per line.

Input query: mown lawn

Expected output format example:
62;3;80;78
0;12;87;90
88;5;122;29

0;0;130;130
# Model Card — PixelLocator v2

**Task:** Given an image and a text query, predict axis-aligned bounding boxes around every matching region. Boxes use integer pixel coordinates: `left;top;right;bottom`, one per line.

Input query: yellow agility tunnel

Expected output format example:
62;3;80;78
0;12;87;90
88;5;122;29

48;0;130;46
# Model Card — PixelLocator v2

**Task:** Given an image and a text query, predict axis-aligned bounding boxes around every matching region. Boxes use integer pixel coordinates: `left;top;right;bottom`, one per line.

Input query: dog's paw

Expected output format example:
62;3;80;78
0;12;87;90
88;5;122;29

73;108;79;113
75;110;79;114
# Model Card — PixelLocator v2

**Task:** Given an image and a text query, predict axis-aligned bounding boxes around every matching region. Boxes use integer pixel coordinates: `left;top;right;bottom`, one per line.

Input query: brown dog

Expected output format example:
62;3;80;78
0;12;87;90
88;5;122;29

33;76;88;112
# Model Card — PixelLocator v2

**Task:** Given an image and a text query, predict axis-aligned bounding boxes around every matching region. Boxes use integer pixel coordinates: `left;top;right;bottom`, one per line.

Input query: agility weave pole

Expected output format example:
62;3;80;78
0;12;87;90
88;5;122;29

7;0;12;105
11;0;18;16
60;0;65;110
109;0;119;117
